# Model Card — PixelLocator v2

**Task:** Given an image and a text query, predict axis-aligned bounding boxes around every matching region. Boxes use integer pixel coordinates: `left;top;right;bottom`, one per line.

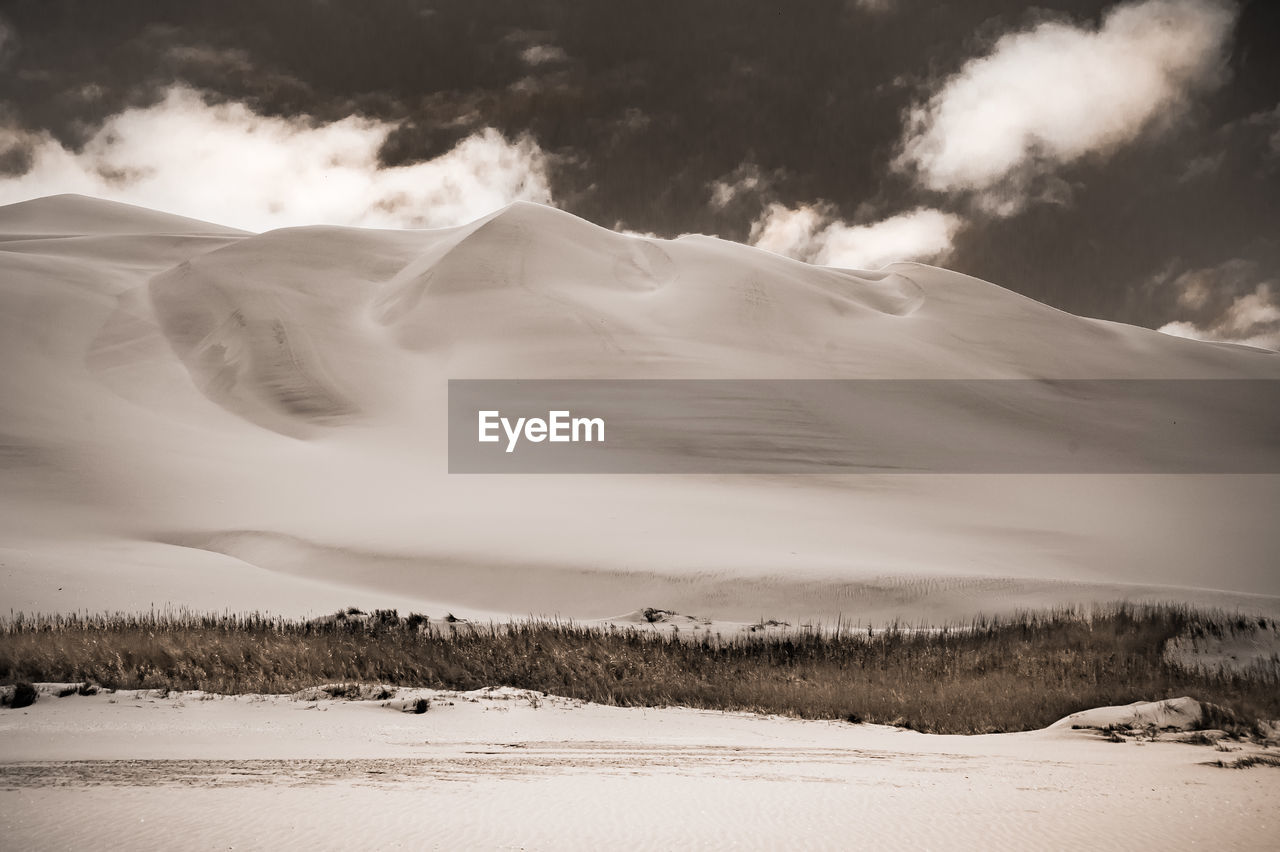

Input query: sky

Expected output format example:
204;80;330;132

0;0;1277;348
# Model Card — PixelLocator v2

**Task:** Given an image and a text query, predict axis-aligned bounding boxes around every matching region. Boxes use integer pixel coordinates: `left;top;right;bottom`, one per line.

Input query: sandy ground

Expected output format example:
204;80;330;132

0;686;1276;850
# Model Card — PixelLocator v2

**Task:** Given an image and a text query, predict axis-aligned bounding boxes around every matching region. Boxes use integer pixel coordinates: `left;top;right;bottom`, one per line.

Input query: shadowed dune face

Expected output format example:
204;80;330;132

147;227;429;434
1;195;1278;621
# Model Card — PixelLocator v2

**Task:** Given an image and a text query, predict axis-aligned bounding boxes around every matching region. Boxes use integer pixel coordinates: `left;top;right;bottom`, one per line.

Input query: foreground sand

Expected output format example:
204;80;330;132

2;686;1276;850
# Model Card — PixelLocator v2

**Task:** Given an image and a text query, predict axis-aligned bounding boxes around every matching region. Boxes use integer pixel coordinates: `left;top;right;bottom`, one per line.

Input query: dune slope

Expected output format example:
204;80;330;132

1;194;1277;621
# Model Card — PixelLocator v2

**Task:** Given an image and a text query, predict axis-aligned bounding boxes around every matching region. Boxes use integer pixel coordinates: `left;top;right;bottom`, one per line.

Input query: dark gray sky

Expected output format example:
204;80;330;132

0;0;1277;346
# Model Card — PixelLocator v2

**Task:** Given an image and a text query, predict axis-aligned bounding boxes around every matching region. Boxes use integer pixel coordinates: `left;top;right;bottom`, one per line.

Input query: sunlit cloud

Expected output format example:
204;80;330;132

750;203;961;269
896;0;1237;214
1160;283;1280;351
1156;260;1280;351
0;86;553;231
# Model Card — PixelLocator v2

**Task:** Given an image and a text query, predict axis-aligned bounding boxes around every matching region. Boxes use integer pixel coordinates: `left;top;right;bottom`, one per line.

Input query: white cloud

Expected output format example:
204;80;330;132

816;209;961;268
750;203;961;269
521;44;568;66
0;86;553;231
1159;282;1280;351
750;204;828;258
709;163;767;209
896;0;1237;211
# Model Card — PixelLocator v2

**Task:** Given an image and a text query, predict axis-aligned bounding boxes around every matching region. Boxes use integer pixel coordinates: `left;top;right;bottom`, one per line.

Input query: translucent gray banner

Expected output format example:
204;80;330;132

448;379;1280;473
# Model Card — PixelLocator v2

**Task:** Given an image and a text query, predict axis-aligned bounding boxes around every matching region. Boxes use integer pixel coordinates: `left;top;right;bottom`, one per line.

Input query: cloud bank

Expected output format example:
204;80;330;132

897;0;1237;212
1158;261;1280;351
750;204;961;269
0;87;553;231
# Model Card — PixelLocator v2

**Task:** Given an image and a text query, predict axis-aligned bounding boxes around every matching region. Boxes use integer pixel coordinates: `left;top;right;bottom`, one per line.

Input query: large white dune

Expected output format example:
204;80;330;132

1;194;1277;621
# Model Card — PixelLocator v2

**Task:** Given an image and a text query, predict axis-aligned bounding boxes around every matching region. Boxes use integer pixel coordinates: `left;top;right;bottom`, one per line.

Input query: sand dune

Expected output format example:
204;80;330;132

2;194;1278;621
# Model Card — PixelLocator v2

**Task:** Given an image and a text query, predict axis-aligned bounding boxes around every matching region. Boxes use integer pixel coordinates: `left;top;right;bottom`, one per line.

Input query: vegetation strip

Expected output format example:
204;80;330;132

1;605;1276;736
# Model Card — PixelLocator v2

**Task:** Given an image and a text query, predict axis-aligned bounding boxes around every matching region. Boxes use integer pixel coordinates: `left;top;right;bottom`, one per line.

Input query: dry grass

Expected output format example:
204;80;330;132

1;604;1277;735
1205;754;1280;769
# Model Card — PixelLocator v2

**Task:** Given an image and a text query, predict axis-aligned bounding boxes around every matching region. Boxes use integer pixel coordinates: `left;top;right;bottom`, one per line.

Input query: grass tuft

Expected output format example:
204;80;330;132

1204;754;1280;770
